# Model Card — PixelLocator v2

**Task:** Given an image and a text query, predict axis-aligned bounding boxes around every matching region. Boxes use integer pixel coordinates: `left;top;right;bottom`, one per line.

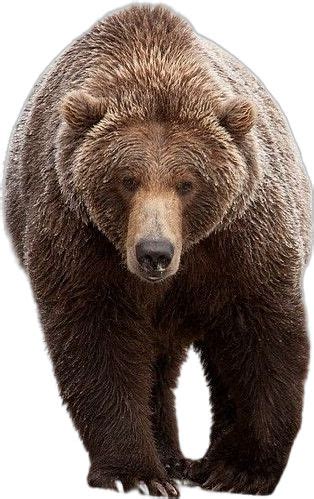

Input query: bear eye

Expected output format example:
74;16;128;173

176;180;193;196
122;176;140;192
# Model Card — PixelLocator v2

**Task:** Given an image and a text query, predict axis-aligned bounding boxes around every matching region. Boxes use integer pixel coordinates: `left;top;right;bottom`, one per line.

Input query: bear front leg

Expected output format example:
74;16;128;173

191;297;309;495
151;350;191;480
45;305;178;496
27;235;178;499
41;304;178;496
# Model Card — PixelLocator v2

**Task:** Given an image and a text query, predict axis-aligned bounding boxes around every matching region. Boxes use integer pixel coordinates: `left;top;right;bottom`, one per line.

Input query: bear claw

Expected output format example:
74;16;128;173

88;465;179;496
114;479;124;493
139;480;179;496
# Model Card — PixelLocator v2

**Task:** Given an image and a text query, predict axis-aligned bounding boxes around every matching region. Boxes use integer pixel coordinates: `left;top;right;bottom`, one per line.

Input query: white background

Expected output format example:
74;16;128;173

0;1;313;498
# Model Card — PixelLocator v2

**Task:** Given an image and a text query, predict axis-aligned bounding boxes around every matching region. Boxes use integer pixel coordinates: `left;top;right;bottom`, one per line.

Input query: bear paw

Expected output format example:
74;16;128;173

188;457;278;495
87;465;179;496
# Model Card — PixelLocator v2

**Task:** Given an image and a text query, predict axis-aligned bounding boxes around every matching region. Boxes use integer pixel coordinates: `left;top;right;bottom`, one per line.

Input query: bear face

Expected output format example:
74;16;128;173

58;90;257;282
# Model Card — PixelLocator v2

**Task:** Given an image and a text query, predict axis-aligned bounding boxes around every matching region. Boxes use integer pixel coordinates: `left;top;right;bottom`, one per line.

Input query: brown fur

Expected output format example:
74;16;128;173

4;4;311;496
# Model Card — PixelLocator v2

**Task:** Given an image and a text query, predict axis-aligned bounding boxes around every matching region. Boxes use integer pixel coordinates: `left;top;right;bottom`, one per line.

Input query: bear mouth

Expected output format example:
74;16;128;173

134;264;173;283
147;276;164;282
140;271;168;283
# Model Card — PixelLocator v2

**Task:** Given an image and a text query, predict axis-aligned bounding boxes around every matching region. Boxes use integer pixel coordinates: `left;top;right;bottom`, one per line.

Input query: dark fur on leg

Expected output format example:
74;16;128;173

190;297;309;495
151;351;192;480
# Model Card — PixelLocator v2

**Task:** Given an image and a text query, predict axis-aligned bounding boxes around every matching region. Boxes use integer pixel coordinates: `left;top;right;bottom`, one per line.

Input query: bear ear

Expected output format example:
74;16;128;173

218;97;257;139
61;90;106;131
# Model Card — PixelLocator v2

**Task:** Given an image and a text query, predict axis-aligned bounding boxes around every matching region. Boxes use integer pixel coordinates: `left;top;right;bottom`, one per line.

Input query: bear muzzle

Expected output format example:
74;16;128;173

135;238;174;281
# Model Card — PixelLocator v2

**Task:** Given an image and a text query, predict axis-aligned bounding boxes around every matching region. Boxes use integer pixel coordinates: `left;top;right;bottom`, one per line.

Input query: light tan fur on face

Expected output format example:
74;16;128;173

127;189;182;280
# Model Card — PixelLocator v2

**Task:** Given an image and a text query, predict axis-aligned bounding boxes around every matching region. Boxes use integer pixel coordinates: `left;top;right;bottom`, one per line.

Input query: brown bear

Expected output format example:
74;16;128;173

4;4;311;497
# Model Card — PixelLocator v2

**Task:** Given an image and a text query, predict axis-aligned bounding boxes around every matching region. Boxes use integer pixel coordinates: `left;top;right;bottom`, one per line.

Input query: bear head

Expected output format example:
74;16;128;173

56;88;259;283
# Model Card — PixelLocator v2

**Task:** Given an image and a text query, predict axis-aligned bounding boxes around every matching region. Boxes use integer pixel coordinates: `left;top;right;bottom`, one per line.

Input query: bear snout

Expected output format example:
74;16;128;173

135;238;174;279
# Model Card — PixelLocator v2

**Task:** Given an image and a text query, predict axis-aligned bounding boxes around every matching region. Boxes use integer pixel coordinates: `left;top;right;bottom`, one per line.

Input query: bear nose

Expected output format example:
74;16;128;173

136;238;174;273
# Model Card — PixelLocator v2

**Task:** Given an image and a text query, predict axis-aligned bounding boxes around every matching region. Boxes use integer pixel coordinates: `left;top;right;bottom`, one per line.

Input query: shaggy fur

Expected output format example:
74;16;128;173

4;4;311;496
